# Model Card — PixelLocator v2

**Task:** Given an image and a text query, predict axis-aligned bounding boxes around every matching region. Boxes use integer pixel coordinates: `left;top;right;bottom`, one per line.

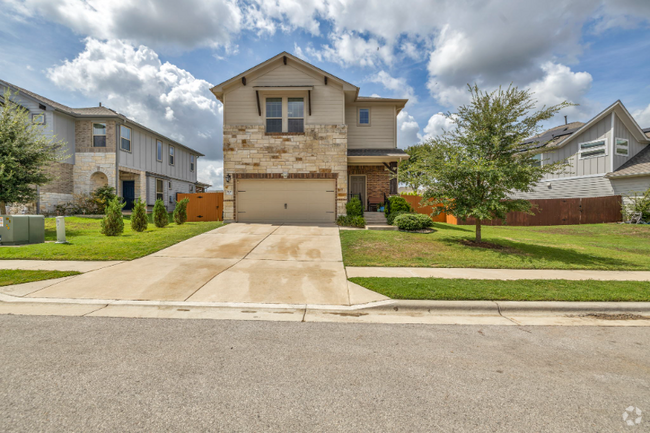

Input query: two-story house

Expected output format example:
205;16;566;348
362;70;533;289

516;100;650;203
210;52;408;223
1;80;206;214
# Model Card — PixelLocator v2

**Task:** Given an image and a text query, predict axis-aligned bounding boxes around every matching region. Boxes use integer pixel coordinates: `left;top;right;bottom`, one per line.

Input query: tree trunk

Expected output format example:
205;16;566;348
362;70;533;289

0;202;6;215
475;220;482;243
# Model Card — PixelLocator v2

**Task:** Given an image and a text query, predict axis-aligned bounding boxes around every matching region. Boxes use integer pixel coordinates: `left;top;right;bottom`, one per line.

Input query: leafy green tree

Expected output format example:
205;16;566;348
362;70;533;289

130;197;148;232
400;85;572;242
153;199;169;228
0;90;64;214
173;197;190;225
100;197;125;236
346;196;363;217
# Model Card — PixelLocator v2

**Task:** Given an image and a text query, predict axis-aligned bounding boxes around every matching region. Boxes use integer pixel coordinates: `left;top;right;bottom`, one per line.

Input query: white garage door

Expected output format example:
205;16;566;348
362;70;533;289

236;179;336;223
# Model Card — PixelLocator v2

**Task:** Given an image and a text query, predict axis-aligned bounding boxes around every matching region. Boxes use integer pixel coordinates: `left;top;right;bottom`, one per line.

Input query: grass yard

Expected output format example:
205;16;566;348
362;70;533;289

0;269;80;286
341;223;650;270
350;277;650;302
0;217;223;261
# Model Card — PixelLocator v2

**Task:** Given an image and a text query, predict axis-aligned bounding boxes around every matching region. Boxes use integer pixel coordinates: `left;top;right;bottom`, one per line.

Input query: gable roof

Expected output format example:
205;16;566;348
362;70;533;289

0;79;204;156
608;145;650;178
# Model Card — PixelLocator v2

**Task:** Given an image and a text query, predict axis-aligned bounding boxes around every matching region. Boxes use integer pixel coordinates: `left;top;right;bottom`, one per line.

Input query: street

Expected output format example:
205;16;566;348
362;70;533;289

1;315;648;432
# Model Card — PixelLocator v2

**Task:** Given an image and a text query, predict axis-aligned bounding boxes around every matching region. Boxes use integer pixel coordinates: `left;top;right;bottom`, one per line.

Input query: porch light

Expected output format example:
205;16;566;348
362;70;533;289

282;172;288;179
226;174;232;183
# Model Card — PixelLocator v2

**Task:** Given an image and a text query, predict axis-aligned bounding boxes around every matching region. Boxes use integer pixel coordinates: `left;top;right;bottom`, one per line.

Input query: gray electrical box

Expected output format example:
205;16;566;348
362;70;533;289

0;215;45;245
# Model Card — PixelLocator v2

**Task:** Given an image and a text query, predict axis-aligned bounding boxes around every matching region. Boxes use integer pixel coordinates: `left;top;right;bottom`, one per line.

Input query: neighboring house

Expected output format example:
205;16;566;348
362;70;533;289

0;80;205;214
210;52;408;223
515;101;650;203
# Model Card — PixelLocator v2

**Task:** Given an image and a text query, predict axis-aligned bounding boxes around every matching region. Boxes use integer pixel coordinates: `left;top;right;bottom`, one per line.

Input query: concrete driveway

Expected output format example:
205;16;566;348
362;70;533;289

27;223;387;306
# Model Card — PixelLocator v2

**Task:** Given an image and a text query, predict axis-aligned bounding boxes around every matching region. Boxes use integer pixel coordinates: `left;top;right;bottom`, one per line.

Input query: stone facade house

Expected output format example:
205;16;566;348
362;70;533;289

1;79;205;214
210;52;408;223
513;101;650;204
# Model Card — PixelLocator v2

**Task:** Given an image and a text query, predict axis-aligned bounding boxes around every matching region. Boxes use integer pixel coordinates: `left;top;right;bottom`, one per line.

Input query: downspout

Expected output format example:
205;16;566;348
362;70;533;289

115;121;120;193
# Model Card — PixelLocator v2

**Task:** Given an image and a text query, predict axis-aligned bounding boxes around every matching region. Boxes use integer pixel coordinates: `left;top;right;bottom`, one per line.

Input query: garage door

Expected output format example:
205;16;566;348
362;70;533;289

237;179;336;223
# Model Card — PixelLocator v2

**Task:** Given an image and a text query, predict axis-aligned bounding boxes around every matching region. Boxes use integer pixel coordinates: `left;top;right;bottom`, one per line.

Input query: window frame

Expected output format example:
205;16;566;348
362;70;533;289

190;154;195;172
169;145;175;166
578;138;607;160
287;97;305;133
358;107;371;127
120;125;132;152
156;179;164;202
265;97;283;133
615;137;630;156
92;123;107;148
531;153;543;167
156;140;163;162
31;113;45;125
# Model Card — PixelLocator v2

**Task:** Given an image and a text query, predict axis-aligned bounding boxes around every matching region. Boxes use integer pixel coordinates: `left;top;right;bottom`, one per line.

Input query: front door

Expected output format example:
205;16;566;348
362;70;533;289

349;175;366;210
122;180;135;210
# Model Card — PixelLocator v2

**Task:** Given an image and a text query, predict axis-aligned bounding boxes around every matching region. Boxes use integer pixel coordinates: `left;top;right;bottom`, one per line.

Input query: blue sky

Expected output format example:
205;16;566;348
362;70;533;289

1;0;649;188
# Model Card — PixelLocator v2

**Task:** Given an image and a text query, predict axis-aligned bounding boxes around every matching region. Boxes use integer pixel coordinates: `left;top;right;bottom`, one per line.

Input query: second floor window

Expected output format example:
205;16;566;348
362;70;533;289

358;108;370;125
120;125;131;151
288;98;304;133
169;146;175;165
157;140;163;161
190;155;195;172
266;98;282;133
93;123;106;147
531;153;542;167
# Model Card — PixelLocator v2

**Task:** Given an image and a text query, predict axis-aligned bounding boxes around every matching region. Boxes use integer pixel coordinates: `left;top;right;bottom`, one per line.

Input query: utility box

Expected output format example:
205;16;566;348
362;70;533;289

0;215;45;245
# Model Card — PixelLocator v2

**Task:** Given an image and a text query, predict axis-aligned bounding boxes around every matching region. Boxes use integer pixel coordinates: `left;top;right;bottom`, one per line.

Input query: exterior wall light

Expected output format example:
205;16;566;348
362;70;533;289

225;174;232;183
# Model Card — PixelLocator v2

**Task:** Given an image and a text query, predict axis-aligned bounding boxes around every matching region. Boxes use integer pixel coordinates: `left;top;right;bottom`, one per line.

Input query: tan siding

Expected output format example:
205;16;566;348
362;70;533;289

612;113;646;171
346;104;396;148
511;176;615;200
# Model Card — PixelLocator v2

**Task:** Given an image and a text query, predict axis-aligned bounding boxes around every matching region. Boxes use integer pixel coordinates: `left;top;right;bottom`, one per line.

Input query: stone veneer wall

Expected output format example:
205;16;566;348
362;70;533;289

222;124;348;221
73;153;116;195
41;163;74;195
75;120;117;152
348;165;391;202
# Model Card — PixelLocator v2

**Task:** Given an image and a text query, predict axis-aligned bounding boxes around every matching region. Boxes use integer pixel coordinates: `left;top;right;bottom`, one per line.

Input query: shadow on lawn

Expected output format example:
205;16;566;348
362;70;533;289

431;222;473;232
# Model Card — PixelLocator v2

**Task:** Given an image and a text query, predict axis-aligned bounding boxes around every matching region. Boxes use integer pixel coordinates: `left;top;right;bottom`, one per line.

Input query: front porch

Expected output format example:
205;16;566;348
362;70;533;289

346;148;406;211
118;167;147;211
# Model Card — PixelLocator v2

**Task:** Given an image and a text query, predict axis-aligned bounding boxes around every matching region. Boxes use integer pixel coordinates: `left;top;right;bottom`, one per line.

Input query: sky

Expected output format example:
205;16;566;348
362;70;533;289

1;0;649;189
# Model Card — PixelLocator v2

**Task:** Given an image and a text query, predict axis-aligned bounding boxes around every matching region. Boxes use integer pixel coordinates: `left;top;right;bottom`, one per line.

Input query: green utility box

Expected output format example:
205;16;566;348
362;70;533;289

0;215;45;245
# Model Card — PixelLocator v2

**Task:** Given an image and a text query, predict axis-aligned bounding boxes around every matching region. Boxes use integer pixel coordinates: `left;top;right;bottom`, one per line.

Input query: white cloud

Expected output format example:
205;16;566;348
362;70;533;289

422;112;456;141
197;161;224;190
368;71;416;102
397;110;421;148
47;38;223;165
305;32;393;68
254;0;325;35
633;104;650;128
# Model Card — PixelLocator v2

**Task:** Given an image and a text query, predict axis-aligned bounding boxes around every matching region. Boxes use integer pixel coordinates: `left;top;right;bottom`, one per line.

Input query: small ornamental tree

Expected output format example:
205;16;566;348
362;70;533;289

400;84;572;242
346;196;363;217
173;197;190;225
0;90;64;214
130;198;148;232
100;197;125;236
153;199;169;228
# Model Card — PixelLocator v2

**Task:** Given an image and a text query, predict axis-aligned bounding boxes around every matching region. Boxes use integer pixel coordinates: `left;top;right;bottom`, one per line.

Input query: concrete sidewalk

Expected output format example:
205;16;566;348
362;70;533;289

346;266;650;281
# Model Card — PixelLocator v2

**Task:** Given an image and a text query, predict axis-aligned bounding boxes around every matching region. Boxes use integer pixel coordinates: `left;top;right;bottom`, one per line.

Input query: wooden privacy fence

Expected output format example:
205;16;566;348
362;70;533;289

403;194;622;226
176;192;223;222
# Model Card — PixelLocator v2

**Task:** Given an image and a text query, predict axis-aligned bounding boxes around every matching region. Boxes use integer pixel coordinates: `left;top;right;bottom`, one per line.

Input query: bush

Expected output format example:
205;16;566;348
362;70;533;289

387;210;409;225
53;186;118;216
100;197;125;236
394;213;433;231
622;188;650;222
385;196;413;217
130;198;148;232
153;199;169;228
93;185;117;212
173;197;190;225
336;215;366;228
346;196;364;217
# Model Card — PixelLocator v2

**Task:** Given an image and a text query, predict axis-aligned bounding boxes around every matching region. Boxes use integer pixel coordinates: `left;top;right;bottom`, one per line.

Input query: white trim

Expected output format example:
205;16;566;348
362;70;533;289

614;137;630;156
544;174;605;182
610;112;615;171
156;140;163;162
578;138;607;160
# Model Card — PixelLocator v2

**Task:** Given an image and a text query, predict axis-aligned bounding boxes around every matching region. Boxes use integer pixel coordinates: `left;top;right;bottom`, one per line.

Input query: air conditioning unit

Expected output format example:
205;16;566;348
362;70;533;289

0;215;45;245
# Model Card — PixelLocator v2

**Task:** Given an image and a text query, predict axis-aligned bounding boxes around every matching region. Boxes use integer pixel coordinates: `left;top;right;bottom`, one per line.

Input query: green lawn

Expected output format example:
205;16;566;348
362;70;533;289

350;277;650;302
341;223;650;270
0;217;223;261
0;269;81;286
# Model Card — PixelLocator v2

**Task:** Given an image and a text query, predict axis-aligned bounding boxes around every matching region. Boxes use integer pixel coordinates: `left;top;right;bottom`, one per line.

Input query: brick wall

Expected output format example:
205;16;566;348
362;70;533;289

75;120;116;152
348;165;390;200
222;124;348;220
40;163;74;194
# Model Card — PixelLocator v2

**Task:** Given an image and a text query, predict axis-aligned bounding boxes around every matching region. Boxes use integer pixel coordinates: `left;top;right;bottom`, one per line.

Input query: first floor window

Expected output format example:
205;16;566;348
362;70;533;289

169;146;175;165
93;123;107;147
190;154;195;172
156;179;164;202
156;140;163;161
120;125;131;151
190;185;194;193
266;97;282;133
579;139;606;159
358;108;370;125
615;138;629;156
287;97;304;133
169;195;173;204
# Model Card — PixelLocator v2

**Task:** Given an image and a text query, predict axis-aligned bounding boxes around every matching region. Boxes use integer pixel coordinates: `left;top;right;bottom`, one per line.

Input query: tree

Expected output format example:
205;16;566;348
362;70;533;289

400;85;572;242
0;90;64;214
130;197;148;232
100;197;125;236
152;199;169;228
173;197;190;225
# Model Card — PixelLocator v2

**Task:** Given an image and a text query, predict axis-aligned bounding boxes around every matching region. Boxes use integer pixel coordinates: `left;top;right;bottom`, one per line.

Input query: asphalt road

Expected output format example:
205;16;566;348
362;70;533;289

1;316;648;432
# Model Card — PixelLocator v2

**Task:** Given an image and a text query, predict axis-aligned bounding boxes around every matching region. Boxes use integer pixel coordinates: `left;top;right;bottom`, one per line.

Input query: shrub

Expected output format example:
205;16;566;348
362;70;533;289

622;188;650;222
130;198;148;232
100;197;125;236
53;186;118;216
173;197;190;225
385;196;413;217
387;210;409;225
394;213;433;231
336;215;366;228
93;185;117;212
153;199;169;228
346;196;364;217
